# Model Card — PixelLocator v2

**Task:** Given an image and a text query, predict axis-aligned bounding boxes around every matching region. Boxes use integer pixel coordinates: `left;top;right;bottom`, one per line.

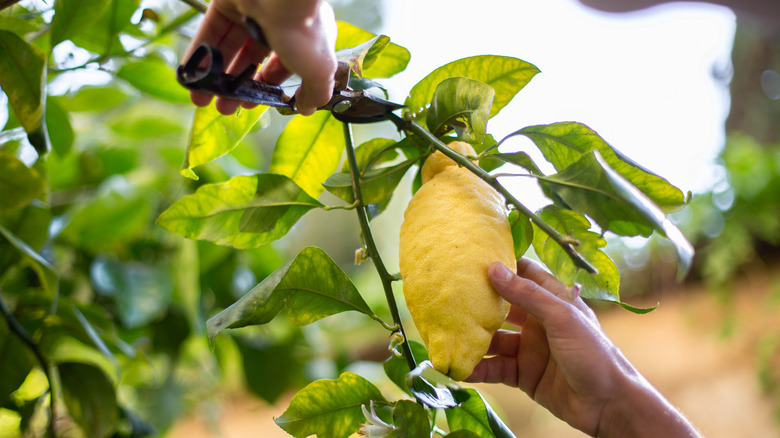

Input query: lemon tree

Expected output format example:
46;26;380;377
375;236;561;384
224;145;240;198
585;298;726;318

0;1;694;437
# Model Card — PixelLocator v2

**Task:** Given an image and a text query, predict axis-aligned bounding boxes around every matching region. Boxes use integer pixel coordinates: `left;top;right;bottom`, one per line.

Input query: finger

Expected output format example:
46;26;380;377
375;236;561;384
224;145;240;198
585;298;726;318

488;262;574;328
214;38;271;115
485;329;521;357
465;355;518;387
257;53;293;85
191;90;213;107
505;304;529;327
516;258;571;298
258;3;337;115
515;258;595;317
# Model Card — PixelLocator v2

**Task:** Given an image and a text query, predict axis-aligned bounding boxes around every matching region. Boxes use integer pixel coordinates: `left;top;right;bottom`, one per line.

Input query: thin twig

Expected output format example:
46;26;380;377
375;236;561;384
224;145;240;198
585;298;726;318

386;114;597;274
342;122;417;373
179;0;207;14
0;288;57;437
0;0;22;12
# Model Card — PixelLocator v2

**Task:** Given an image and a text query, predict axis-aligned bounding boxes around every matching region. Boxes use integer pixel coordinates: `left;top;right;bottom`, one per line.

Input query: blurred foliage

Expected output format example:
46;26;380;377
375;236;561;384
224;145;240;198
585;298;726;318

683;133;780;290
0;1;381;436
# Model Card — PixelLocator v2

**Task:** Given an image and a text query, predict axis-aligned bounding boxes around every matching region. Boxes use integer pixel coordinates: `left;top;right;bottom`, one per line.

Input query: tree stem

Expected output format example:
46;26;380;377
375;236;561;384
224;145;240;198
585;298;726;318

387;114;597;274
342;122;417;373
0;289;57;437
179;0;207;13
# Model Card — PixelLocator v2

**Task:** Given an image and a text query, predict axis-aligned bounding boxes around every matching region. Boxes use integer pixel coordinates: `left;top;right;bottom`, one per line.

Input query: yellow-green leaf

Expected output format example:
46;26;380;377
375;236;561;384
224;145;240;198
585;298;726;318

156;174;322;249
269;112;344;198
181;104;267;180
0;30;49;155
275;372;386;438
404;55;539;122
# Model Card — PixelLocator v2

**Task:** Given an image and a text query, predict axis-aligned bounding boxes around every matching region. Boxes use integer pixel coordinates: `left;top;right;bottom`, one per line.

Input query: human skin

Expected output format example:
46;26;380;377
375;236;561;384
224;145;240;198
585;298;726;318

467;259;702;437
183;0;337;116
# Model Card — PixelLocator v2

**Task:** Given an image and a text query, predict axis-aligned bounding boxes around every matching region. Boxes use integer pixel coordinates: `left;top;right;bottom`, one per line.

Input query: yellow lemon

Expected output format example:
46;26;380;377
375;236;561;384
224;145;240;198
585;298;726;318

399;141;515;381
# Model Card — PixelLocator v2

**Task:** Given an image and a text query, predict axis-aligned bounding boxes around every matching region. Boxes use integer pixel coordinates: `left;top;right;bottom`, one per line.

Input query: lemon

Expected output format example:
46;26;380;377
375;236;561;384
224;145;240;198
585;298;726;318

399;141;515;381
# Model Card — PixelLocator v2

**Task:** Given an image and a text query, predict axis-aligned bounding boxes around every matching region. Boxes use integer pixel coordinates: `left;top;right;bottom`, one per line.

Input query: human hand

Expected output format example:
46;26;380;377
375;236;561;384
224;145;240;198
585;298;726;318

467;259;701;437
183;0;338;116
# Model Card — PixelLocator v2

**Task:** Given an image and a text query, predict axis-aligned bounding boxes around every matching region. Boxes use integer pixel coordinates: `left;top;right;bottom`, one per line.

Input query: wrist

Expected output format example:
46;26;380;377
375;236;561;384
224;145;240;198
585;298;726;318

597;371;701;438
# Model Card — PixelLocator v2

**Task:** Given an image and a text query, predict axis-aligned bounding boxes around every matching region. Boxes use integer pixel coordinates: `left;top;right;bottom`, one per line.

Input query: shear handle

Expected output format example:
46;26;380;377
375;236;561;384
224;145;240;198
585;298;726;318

176;44;292;108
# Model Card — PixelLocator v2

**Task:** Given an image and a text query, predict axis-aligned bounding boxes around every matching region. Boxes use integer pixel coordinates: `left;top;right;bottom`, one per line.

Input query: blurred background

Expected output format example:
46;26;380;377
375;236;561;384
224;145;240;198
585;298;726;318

2;0;779;436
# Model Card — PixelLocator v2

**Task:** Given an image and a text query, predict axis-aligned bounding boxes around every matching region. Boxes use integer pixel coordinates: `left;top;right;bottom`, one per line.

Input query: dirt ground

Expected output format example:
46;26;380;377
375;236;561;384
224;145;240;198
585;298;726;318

167;267;780;438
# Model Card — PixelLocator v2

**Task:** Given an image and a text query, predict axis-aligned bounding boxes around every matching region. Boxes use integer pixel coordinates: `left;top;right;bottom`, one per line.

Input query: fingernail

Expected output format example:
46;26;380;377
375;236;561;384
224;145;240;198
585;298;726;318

491;262;513;283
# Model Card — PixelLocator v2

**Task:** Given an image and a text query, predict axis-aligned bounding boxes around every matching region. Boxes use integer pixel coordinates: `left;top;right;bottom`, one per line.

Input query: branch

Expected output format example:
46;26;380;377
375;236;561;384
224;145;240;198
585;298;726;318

0;0;22;11
387;114;597;274
0;288;57;437
179;0;207;14
342;122;417;373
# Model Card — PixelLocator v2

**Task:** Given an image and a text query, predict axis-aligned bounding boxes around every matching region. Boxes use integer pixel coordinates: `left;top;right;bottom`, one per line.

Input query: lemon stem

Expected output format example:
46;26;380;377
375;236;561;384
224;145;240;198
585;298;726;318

342;122;418;373
388;115;597;274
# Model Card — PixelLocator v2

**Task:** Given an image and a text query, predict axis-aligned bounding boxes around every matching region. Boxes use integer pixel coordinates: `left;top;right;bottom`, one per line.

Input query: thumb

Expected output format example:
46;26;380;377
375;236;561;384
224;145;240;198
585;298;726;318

488;262;570;325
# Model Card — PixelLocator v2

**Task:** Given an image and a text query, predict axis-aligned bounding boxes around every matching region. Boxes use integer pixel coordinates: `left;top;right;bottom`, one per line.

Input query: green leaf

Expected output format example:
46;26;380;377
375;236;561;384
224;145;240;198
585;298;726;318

90;257;174;328
50;0;110;47
406;361;470;410
540;150;693;279
45;97;74;156
336;22;410;79
173;239;204;334
0;30;49;155
426;77;494;143
235;334;305;404
532;206;620;303
116;57;191;104
509;210;533;259
57;86;129;112
493;151;543;175
58;362;118;438
323;157;416;205
445;388;516;438
157;174;322;249
269;112;345;198
0;15;40;35
109;112;184;139
335;34;388;78
514;122;687;213
70;0;139;56
474;135;503;172
66;303;119;371
0;330;36;409
443;431;482;438
387;400;430;438
384;340;429;395
61;188;152;253
44;334;119;384
0;202;51;277
404;55;539;121
0;224;58;295
341;138;399;172
274;372;386;438
181;104;267;180
0;152;45;210
207;247;379;342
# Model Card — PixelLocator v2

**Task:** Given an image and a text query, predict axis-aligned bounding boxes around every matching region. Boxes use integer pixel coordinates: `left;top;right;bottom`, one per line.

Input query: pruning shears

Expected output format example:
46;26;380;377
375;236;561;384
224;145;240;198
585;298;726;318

176;17;404;124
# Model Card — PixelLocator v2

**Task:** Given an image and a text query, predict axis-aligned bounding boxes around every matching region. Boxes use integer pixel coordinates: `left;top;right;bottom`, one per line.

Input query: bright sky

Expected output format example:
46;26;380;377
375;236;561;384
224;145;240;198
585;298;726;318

378;0;736;210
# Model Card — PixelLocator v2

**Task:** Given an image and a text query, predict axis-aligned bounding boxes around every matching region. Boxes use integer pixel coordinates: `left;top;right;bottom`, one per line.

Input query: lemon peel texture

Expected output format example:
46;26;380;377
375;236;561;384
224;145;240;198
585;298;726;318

399;141;515;381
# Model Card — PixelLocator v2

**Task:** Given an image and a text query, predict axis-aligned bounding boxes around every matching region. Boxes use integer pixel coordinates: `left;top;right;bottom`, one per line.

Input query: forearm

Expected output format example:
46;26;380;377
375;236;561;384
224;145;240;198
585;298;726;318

597;372;702;438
